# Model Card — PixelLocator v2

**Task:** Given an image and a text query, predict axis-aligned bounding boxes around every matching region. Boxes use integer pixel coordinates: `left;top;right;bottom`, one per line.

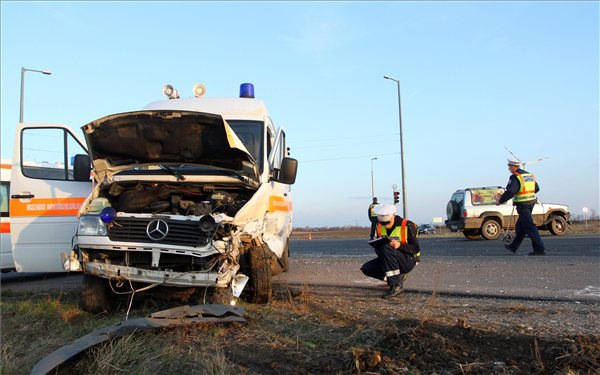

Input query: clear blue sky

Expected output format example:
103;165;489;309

1;1;598;227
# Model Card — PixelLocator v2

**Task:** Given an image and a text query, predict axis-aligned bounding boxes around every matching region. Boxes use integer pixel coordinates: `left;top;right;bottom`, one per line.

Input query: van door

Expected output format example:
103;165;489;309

10;124;91;272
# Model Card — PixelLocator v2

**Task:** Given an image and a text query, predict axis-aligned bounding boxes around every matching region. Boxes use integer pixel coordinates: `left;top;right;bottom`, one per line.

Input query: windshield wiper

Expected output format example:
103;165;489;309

160;165;185;181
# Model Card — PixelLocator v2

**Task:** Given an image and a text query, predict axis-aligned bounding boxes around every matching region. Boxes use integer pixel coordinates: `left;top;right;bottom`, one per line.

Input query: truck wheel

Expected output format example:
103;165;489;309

249;244;272;304
463;230;480;240
481;219;501;240
548;215;567;235
82;275;115;313
210;286;233;305
280;239;290;272
446;201;459;220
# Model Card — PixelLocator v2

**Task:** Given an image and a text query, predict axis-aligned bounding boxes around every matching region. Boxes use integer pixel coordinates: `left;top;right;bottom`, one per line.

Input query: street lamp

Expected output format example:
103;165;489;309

370;157;378;198
20;67;52;123
383;75;407;218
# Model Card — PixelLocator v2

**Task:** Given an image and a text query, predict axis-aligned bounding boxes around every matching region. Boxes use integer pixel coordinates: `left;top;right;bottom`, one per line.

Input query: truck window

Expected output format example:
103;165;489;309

228;120;264;171
0;181;8;217
20;127;87;181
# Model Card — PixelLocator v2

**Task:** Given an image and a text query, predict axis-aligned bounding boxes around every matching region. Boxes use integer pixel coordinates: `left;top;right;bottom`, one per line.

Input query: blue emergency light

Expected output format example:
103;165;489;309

100;207;116;223
239;83;255;98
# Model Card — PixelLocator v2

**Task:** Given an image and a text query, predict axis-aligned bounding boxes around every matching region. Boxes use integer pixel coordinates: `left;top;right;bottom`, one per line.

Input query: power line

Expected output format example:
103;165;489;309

301;152;399;163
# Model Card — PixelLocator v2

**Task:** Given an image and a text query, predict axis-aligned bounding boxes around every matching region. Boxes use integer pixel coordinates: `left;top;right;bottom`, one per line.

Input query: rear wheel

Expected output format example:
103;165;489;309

249;244;272;304
481;219;501;240
463;230;480;240
82;275;115;313
548;215;567;235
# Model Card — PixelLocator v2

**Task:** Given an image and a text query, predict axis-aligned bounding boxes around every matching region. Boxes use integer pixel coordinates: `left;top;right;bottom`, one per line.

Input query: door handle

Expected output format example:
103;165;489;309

11;194;35;199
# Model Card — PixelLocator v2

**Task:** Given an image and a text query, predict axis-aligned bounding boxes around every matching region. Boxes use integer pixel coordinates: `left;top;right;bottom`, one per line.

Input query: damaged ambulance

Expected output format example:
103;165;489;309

10;83;297;313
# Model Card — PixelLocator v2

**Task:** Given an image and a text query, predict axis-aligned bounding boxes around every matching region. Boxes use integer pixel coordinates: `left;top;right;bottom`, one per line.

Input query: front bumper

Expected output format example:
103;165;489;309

84;260;239;288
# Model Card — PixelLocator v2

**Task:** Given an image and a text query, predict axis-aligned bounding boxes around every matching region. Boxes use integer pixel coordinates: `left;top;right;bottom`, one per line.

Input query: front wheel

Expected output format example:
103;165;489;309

548;215;567;235
481;219;501;240
249;244;273;304
82;275;115;314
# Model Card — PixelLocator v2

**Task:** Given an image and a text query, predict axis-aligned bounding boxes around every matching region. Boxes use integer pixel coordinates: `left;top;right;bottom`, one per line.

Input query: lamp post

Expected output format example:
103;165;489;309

370;157;378;198
20;67;52;123
383;75;407;218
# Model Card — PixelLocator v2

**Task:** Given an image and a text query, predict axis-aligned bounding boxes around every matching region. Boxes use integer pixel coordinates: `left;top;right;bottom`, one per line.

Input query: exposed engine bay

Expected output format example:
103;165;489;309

101;181;254;217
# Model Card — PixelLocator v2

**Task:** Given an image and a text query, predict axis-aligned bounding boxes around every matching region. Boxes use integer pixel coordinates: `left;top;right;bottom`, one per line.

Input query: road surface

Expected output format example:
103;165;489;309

2;234;599;302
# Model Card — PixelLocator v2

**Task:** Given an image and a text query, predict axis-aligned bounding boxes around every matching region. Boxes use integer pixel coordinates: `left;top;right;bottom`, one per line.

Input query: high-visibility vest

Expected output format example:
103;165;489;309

369;204;379;218
513;172;536;203
377;219;421;260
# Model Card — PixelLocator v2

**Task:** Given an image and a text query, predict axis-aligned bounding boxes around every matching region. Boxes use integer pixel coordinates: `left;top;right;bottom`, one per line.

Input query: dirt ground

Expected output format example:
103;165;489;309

198;284;599;375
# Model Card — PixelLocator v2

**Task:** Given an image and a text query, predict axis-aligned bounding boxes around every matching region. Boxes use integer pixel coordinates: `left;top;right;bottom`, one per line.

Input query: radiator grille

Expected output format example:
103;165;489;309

108;217;209;247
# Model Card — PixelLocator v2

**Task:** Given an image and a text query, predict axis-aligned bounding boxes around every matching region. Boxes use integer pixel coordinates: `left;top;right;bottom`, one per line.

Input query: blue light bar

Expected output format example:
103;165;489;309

239;83;255;98
100;207;116;223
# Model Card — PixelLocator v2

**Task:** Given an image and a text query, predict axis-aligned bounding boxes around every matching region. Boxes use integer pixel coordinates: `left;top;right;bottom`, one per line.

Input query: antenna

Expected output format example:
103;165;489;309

504;147;549;169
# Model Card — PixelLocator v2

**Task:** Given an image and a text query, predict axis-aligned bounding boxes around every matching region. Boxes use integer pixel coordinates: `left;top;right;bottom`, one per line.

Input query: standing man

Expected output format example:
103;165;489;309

368;197;380;240
361;204;421;298
498;160;546;255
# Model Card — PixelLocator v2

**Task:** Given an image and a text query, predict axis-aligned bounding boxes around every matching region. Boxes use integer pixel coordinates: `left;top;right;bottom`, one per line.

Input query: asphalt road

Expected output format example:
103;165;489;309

2;234;599;302
275;233;600;302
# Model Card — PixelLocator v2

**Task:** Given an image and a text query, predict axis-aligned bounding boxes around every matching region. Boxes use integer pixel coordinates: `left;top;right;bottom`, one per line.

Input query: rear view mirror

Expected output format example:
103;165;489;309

274;157;298;185
73;154;91;181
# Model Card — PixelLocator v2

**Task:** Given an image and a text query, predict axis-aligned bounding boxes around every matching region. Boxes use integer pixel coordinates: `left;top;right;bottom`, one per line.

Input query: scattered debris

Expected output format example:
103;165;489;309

30;304;245;375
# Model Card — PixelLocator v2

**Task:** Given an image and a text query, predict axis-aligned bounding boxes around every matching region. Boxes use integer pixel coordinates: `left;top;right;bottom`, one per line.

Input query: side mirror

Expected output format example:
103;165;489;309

275;157;298;185
73;154;91;181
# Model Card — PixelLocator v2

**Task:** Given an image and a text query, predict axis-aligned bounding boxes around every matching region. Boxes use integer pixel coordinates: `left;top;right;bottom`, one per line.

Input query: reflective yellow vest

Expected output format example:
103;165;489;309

377;219;421;260
369;204;379;218
514;172;536;203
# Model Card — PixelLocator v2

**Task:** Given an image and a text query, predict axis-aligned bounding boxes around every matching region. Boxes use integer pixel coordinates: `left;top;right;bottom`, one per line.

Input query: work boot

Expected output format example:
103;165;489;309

382;284;403;299
504;245;517;253
528;251;546;256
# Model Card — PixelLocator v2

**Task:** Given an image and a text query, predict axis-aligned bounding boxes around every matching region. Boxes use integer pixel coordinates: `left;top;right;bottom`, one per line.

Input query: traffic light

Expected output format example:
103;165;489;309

393;191;400;204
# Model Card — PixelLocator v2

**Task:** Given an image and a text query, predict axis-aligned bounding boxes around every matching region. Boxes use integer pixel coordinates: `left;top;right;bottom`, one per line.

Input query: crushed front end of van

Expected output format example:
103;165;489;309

73;84;297;313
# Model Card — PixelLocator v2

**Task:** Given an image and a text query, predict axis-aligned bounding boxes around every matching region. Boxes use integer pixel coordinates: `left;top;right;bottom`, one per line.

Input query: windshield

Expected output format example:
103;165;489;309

227;120;264;172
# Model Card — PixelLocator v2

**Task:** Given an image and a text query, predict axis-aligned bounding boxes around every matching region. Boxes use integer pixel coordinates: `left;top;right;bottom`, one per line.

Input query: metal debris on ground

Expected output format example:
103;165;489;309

30;304;246;375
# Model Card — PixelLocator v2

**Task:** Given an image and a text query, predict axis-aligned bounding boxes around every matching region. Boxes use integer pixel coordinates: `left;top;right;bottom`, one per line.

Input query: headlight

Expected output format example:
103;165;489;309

78;215;107;236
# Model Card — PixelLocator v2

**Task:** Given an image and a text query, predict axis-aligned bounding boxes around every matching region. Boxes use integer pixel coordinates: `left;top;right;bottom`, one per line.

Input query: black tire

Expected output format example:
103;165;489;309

249;244;272;304
82;275;115;313
548;215;567;235
463;230;480;240
481;219;501;240
210;286;233;305
446;201;459;220
280;239;290;272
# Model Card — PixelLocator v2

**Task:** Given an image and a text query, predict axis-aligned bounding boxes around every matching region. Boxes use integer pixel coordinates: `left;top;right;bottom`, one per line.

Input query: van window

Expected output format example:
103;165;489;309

20;127;87;181
0;182;8;217
228;120;264;171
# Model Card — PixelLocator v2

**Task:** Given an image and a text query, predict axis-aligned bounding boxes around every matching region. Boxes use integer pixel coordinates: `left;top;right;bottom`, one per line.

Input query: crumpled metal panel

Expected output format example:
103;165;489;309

30;304;246;375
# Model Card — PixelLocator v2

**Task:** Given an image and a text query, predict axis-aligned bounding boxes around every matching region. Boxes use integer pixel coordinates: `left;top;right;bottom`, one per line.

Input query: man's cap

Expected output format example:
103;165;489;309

374;204;397;216
507;159;521;167
372;197;378;202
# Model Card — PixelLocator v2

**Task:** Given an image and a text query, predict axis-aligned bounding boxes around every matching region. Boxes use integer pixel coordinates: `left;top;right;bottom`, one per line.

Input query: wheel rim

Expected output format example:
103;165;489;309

485;223;498;237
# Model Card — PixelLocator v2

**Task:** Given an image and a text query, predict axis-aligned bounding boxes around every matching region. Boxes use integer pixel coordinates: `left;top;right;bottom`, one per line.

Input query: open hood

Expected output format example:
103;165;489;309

82;110;259;181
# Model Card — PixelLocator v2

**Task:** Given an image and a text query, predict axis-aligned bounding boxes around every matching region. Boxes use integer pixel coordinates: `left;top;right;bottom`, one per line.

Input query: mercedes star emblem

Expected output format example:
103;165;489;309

146;219;169;241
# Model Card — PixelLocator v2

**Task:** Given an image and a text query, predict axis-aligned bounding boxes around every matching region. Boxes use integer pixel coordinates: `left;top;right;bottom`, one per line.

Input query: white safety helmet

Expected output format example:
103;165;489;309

374;204;397;223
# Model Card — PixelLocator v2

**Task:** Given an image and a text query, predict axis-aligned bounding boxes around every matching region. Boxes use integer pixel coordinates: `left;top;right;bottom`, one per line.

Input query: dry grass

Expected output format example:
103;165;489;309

2;285;599;374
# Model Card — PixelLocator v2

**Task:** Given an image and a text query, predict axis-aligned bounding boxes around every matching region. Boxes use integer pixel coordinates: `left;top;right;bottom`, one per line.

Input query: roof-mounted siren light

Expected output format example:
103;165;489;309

193;83;207;97
162;84;180;99
239;83;255;98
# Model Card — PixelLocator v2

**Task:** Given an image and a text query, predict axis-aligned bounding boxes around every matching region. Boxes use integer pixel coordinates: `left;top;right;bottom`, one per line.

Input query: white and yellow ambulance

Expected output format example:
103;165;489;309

10;83;297;312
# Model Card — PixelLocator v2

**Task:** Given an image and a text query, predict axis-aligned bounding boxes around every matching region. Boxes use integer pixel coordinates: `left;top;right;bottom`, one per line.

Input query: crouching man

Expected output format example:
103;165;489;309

360;204;421;299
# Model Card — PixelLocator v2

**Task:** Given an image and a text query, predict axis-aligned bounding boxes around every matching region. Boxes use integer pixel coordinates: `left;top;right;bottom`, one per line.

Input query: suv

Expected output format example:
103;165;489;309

445;186;570;240
418;224;436;235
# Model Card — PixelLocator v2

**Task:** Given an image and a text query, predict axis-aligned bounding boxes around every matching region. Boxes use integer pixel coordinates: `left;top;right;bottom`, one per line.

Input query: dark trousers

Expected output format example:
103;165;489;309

361;245;416;287
369;219;378;239
510;204;545;251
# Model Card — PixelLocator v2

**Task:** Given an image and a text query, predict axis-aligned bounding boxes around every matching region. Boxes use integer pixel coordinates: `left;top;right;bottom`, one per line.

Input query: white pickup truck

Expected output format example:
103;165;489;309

445;186;570;240
10;82;297;312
